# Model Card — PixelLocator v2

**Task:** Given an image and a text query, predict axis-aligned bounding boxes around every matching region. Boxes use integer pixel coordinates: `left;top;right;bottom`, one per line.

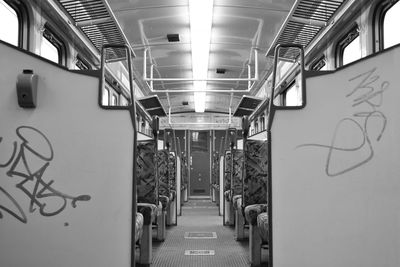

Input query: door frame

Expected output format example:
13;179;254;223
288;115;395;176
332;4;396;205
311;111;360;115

188;130;212;197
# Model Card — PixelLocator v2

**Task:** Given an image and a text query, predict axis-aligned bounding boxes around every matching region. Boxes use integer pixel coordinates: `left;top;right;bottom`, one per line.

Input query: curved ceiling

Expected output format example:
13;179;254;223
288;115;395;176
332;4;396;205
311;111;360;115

107;0;296;117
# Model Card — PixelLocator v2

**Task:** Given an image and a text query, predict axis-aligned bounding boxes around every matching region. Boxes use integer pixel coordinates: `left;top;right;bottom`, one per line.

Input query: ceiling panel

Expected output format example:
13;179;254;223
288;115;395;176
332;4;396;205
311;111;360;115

105;0;296;125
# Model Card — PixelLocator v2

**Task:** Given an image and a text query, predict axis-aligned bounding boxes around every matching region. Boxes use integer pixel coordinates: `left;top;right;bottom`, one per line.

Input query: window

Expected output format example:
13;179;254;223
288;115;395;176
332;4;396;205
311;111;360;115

376;0;400;50
41;27;66;64
111;94;118;106
0;0;19;46
284;81;302;106
120;96;129;106
102;87;109;106
337;27;361;66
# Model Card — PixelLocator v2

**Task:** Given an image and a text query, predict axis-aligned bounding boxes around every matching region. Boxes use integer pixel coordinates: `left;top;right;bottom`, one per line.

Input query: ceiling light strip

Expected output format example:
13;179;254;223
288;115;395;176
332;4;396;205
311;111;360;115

189;0;214;112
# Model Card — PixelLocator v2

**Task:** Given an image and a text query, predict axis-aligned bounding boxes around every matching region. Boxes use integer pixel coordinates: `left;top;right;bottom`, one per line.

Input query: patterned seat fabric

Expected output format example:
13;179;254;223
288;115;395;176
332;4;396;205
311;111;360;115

257;212;268;243
137;203;158;225
158;195;170;210
244;204;268;225
231;150;243;197
158;150;170;197
168;153;176;193
137;141;158;205
135;212;144;243
243;140;268;208
232;195;242;210
224;151;232;196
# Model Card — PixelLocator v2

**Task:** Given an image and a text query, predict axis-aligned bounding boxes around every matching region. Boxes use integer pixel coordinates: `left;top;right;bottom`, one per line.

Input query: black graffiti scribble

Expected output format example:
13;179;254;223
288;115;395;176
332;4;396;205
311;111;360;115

296;68;389;177
0;126;91;223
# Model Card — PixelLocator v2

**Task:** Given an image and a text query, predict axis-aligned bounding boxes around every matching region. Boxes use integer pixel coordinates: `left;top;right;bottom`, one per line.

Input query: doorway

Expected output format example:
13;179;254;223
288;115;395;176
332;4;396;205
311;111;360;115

189;131;210;197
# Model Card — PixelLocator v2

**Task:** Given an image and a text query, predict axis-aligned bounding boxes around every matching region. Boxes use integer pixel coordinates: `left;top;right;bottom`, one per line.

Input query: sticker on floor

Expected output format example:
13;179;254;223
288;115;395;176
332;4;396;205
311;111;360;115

184;250;215;256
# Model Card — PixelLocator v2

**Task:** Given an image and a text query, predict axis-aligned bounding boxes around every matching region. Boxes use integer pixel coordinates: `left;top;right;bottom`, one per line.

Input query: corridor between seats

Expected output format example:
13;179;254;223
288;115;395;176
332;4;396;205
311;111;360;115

148;198;252;267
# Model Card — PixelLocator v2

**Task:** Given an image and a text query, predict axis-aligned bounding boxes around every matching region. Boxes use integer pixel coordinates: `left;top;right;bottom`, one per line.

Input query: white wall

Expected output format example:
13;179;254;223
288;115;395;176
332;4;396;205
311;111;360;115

0;43;134;267
271;46;400;267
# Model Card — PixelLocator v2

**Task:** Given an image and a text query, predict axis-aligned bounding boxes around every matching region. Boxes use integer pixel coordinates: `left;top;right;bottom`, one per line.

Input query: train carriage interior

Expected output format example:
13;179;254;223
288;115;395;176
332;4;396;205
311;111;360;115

1;0;400;266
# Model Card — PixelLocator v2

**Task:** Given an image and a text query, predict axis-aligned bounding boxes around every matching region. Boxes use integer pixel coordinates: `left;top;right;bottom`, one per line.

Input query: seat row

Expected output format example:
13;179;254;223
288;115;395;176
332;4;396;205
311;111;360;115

219;126;269;267
135;134;179;266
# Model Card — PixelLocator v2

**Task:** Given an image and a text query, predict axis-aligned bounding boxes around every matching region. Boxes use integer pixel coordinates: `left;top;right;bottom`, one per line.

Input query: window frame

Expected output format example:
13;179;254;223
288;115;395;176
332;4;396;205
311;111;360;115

373;0;400;52
283;80;300;107
42;25;67;65
335;26;360;67
1;0;29;48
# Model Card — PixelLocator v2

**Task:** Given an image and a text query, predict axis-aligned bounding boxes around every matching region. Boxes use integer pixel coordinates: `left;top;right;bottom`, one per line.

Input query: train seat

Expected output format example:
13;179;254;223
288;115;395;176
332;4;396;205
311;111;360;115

159;195;170;211
233;195;246;240
136;212;144;243
244;204;268;266
223;190;234;225
137;202;160;264
257;212;268;244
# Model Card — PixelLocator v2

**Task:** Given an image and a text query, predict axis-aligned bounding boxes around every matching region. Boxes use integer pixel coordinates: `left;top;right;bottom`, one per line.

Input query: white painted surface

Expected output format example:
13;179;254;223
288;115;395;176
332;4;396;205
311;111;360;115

271;46;400;267
0;43;133;267
219;156;224;216
176;156;181;215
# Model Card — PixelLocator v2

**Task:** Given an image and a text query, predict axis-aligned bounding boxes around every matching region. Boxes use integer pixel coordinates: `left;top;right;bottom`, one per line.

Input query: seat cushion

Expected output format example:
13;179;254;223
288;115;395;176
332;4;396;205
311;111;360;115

257;212;268;243
135;212;144;243
244;204;267;225
137;203;158;225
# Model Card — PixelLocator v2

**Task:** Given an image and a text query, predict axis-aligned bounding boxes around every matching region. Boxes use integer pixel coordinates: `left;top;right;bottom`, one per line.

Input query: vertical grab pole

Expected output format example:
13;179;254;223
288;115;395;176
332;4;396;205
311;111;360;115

152;116;160;197
241;116;250;212
229;128;236;225
152;116;165;240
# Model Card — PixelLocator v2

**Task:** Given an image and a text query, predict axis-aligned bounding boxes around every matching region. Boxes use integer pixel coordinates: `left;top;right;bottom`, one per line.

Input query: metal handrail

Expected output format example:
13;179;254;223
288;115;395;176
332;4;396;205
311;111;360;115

267;43;305;131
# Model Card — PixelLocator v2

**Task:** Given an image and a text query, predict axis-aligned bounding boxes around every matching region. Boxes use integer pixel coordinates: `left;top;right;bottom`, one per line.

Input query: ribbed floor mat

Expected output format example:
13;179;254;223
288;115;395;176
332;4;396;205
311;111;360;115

149;199;251;267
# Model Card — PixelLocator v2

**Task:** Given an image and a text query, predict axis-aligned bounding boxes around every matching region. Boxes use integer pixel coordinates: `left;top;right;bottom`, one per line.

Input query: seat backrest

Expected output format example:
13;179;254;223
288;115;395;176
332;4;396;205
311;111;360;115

223;150;232;192
242;140;268;206
231;149;244;197
157;149;170;197
168;152;176;191
137;140;159;204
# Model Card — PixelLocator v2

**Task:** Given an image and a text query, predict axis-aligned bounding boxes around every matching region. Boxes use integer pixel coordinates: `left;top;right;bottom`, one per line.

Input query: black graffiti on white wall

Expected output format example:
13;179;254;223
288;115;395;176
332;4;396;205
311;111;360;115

0;126;91;223
297;68;389;176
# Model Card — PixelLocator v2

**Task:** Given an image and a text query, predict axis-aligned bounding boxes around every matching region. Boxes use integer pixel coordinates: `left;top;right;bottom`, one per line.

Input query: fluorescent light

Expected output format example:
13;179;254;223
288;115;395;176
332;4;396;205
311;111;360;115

189;0;214;113
194;92;206;112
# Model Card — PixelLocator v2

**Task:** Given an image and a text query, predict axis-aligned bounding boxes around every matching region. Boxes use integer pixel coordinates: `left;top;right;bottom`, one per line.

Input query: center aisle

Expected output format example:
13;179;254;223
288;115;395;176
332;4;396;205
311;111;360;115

150;198;250;267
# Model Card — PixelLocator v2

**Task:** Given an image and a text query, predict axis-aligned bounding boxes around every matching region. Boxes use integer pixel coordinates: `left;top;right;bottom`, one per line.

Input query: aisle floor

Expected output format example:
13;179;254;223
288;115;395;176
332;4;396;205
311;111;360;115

150;198;251;267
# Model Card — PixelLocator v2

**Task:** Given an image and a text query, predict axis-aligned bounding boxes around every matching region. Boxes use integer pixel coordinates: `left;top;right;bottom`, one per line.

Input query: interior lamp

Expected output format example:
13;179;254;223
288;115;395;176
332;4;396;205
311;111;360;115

189;0;214;113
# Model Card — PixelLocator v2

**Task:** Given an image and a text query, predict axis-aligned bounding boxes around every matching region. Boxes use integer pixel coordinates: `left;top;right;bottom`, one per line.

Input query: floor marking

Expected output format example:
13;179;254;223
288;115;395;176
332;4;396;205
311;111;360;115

184;250;215;256
184;206;215;209
184;232;217;239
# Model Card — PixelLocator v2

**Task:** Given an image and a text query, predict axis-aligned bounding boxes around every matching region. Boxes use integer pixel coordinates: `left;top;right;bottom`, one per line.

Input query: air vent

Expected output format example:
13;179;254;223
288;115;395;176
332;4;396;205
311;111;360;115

216;68;226;74
182;101;189;105
167;34;180;42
